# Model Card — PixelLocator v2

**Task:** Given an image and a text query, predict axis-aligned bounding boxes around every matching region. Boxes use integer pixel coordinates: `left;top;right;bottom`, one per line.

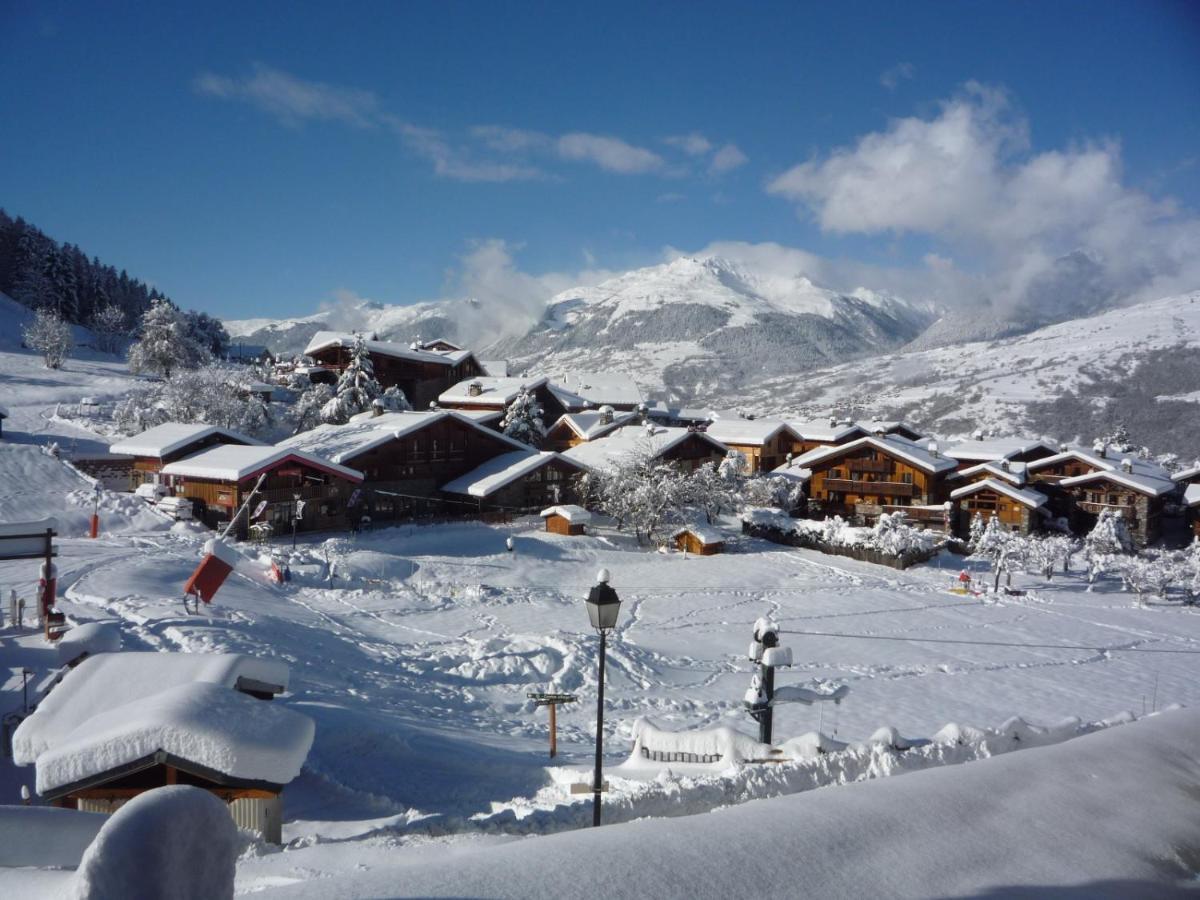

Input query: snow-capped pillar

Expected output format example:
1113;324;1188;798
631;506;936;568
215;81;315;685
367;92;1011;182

745;617;783;744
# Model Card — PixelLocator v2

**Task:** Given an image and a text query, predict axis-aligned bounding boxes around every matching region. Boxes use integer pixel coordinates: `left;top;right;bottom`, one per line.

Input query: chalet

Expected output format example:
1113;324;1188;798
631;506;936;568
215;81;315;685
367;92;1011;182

440;450;589;512
794;435;958;526
279;409;531;523
1026;444;1175;545
947;459;1029;489
541;505;592;535
562;424;728;474
1185;484;1200;539
418;338;464;353
859;420;925;442
544;407;639;450
160;446;363;538
304;331;483;409
949;479;1048;537
672;525;725;555
110;423;263;490
943;435;1058;471
11;652;309;844
438;375;571;424
785;419;871;456
643;402;714;429
704;419;796;474
0;401;7;438
1172;464;1200;489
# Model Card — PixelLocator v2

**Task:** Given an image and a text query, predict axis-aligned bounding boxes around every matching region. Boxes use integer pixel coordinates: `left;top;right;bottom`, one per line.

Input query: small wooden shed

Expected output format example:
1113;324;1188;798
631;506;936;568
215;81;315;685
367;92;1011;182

673;525;725;556
540;505;592;536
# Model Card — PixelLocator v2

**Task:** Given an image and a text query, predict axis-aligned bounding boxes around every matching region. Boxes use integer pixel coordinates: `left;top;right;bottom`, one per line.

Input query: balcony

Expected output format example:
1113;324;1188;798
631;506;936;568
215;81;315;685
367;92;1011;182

824;479;914;498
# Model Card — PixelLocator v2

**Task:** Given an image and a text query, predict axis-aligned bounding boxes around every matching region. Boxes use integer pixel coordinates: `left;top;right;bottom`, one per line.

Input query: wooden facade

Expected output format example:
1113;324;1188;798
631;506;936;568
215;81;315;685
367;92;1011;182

674;529;724;555
806;444;945;520
952;487;1038;537
1061;477;1163;547
456;458;585;513
544;512;586;536
128;432;257;489
718;432;794;474
309;345;483;410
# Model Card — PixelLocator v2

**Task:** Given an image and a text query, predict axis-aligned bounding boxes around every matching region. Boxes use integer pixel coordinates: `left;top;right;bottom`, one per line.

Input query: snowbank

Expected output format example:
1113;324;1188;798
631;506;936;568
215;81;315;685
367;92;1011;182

73;786;238;900
626;718;774;767
0;806;106;868
56;622;122;665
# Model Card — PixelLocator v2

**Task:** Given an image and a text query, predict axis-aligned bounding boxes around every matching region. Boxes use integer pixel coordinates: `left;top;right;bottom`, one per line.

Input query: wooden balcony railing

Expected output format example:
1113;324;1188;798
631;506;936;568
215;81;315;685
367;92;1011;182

824;479;914;498
848;459;892;474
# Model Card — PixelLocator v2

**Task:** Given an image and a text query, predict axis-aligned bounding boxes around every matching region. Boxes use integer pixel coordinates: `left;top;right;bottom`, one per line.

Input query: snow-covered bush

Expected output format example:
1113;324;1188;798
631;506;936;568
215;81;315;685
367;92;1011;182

740;474;804;513
128;298;209;378
89;303;128;354
967;515;1021;592
679;461;739;524
379;384;412;412
291;383;334;434
320;336;381;424
1083;508;1135;588
500;387;545;447
22;307;74;369
113;364;273;439
867;512;932;556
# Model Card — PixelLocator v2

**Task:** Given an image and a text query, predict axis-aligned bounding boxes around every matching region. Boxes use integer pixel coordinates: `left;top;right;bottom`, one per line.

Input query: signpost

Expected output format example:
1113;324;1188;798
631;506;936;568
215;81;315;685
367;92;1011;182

527;691;578;758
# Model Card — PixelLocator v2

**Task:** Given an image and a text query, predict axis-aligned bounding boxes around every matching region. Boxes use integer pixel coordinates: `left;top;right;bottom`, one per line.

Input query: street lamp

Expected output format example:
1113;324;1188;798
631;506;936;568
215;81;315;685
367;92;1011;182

585;568;621;827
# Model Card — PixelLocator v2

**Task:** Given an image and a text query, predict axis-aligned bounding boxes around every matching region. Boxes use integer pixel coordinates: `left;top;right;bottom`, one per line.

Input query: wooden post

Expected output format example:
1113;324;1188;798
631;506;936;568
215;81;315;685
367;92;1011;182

549;701;557;758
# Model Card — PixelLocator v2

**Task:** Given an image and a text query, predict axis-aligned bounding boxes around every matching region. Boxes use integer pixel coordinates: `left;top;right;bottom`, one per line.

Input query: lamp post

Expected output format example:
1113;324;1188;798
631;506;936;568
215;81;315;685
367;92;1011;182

585;568;621;827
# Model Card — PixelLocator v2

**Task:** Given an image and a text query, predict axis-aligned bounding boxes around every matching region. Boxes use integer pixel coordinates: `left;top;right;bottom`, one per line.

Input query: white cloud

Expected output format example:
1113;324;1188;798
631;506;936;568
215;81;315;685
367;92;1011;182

391;121;543;183
193;64;380;127
880;62;915;91
471;125;554;153
664;132;713;156
767;82;1200;310
557;133;665;174
709;143;749;175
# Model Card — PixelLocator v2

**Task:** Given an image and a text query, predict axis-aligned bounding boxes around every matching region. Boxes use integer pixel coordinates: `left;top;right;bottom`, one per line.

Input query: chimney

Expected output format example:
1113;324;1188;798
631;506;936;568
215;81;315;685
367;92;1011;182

1121;457;1133;473
927;440;939;458
467;380;483;397
371;399;385;417
1093;440;1107;459
1059;442;1069;453
999;459;1010;472
598;405;615;426
973;429;984;441
829;416;839;428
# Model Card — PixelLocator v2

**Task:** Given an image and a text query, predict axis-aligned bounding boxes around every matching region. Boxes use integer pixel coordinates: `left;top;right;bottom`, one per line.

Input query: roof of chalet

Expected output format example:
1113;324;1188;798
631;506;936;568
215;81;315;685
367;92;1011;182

547;373;643;409
791;435;959;474
110;423;263;459
1028;446;1175;496
767;461;813;483
562;424;727;471
304;331;473;367
161;445;363;483
1185;484;1200;507
452;408;504;425
279;410;525;465
550;410;640;442
438;375;550;408
540;505;592;523
479;360;509;377
1172;465;1200;483
440;450;585;498
672;525;725;545
643;402;714;424
949;478;1048;509
943;436;1058;462
704;418;791;446
786;419;869;443
419;339;464;352
858;420;924;439
948;460;1028;485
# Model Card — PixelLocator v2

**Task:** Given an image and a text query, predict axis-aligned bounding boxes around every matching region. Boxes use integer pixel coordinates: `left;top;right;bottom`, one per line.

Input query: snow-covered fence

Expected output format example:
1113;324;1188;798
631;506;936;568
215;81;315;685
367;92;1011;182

630;718;776;767
741;509;941;570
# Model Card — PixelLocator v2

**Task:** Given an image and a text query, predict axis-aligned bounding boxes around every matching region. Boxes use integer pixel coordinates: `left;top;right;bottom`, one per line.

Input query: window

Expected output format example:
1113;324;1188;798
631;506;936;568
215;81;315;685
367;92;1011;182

901;472;913;484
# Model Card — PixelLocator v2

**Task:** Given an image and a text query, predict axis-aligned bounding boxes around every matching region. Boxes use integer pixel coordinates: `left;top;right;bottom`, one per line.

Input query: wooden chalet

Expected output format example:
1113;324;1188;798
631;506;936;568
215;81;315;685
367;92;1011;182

795;435;958;525
1172;465;1200;489
562;424;728;474
949;479;1047;537
279;409;532;524
704;419;797;474
544;407;639;451
541;505;592;535
859;420;925;442
439;375;572;425
160;446;363;538
547;373;643;413
419;338;464;353
110;423;262;490
1026;444;1175;546
304;331;484;410
672;525;725;555
440;450;588;512
784;419;871;456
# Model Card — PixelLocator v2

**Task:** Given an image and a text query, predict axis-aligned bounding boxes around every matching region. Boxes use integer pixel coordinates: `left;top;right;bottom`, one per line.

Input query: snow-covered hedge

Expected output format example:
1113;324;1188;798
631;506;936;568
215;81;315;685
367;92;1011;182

742;508;941;568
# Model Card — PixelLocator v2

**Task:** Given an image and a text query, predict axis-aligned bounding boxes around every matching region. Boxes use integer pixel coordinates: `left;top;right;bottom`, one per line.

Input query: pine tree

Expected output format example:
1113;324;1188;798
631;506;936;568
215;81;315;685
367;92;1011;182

128;298;209;378
320;336;381;424
500;387;545;446
967;512;986;552
22;307;74;369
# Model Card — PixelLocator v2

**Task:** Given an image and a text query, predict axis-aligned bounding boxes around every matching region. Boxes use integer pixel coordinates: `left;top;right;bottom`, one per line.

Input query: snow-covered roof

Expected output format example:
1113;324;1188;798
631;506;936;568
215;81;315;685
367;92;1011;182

1185;484;1200;508
949;478;1047;509
540;504;592;524
672;525;724;545
561;424;727;471
304;331;471;367
858;420;924;439
438;375;550;408
1058;468;1176;498
792;435;958;474
786;419;868;443
767;461;813;483
704;418;791;446
1172;465;1200;484
948;460;1028;485
479;359;509;377
1028;446;1175;496
441;450;585;498
453;408;503;425
160;445;363;483
280;410;524;464
547;372;643;409
943;436;1057;462
32;681;314;795
13;652;292;765
550;410;639;442
110;423;262;459
419;338;463;352
0;402;8;417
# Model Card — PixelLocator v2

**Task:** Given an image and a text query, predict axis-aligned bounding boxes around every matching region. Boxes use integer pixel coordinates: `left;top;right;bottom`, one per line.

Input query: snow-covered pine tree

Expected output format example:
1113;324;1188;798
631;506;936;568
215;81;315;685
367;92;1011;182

90;303;128;354
320;335;381;424
22;307;74;369
379;385;412;412
293;384;334;433
500;387;545;447
967;512;986;552
127;298;208;378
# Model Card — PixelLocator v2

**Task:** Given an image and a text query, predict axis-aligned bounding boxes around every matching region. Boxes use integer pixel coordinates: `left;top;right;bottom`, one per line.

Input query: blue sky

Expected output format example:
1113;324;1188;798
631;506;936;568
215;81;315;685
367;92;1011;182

2;0;1198;322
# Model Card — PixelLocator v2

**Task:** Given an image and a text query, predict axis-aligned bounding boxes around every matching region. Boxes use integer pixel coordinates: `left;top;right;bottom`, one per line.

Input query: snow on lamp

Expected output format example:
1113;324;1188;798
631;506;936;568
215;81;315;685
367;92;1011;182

586;568;621;631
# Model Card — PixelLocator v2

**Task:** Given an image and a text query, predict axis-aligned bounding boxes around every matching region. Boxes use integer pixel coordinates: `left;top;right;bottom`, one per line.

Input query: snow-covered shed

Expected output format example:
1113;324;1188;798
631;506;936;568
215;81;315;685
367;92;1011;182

12;653;307;843
160;445;363;538
540;505;592;536
109;423;263;490
949;479;1047;536
1172;464;1200;488
672;525;725;555
440;450;588;511
562;424;728;474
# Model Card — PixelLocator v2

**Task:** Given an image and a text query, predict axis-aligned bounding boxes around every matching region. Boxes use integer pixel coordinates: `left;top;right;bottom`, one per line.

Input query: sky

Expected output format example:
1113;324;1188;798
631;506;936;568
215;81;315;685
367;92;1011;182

2;0;1199;327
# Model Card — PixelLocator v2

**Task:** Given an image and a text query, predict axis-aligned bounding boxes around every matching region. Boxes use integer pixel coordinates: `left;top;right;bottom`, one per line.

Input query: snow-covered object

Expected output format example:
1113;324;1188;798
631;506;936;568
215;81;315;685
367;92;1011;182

320;334;383;425
548;372;643;411
949;478;1047;509
72;786;238;900
0;805;107;868
202;538;243;569
1185;483;1200;508
670;524;724;546
943;436;1058;464
305;330;470;367
539;505;592;524
133;482;169;501
500;386;546;446
13;652;291;764
562;423;727;472
550;409;639;442
160;445;362;483
56;622;122;665
439;374;550;409
704;418;792;447
864;726;929;752
440;450;585;498
779;731;850;759
32;681;314;795
154;496;193;520
760;646;792;668
794;434;959;474
127;298;209;378
627;718;775;767
1027;445;1176;496
109;422;261;459
0;516;57;557
931;722;990;746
